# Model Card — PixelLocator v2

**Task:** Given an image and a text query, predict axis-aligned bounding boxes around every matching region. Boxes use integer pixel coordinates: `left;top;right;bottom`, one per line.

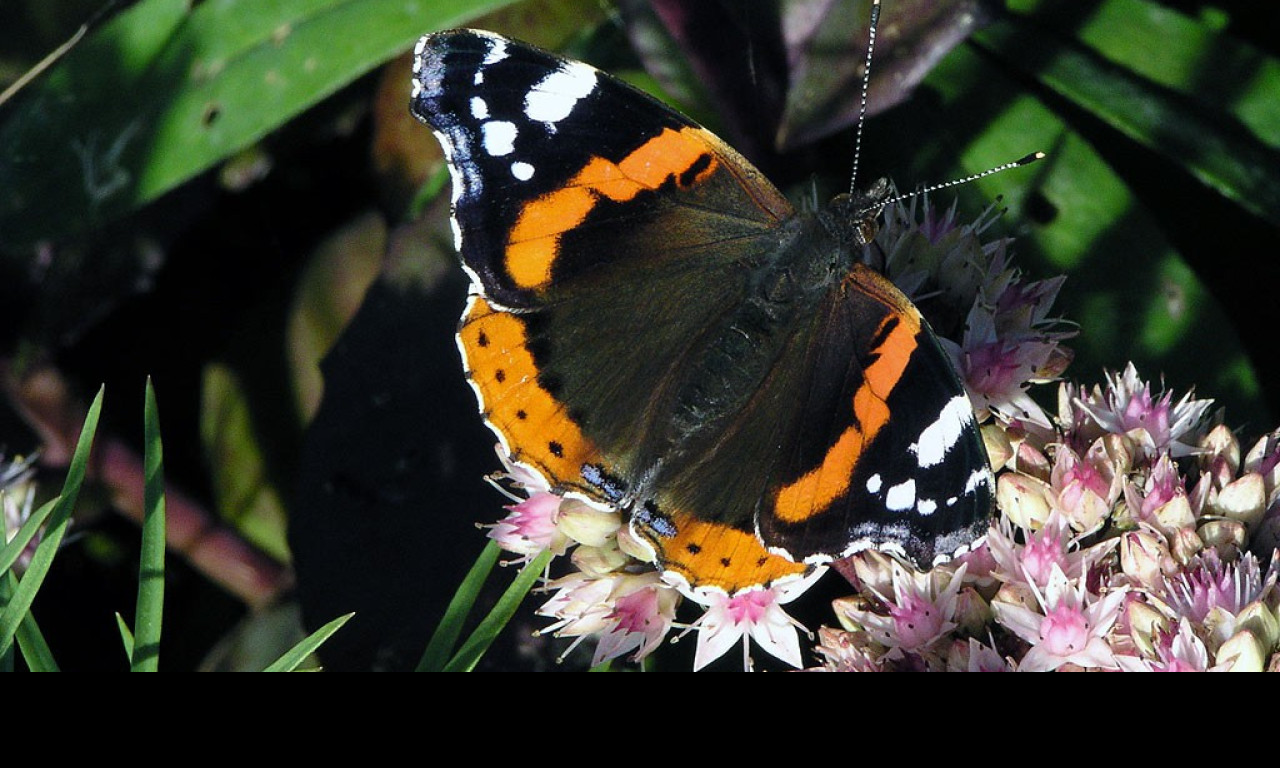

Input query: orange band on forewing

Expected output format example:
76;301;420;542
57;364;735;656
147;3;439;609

772;313;919;523
504;128;717;290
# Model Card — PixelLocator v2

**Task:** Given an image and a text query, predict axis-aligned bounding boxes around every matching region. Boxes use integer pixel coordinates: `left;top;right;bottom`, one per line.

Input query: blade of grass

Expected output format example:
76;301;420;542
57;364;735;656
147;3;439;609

262;611;354;672
0;573;12;671
441;549;553;673
416;539;502;672
130;379;166;672
12;574;58;672
116;611;135;661
0;496;56;575
0;387;103;659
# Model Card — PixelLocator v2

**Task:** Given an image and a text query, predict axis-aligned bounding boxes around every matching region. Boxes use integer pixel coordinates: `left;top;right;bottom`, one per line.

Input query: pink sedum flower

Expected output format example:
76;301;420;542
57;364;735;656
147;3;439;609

589;575;679;666
486;491;567;557
986;512;1112;596
1069;363;1213;458
686;572;822;671
839;560;967;658
537;572;679;666
993;564;1127;671
1051;446;1120;533
1117;618;1212;672
1155;550;1277;640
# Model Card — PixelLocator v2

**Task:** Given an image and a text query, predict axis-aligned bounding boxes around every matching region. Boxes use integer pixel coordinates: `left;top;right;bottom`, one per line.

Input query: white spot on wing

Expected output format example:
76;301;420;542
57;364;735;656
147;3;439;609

910;395;974;468
885;479;916;511
965;468;992;494
524;61;598;128
917;498;937;516
866;473;882;494
481;120;518;156
511;161;534;180
470;97;489;119
481;35;509;65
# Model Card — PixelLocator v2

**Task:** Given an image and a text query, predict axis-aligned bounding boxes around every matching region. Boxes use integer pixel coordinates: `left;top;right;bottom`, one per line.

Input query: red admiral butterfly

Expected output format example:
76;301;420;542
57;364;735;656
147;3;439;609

411;10;1001;598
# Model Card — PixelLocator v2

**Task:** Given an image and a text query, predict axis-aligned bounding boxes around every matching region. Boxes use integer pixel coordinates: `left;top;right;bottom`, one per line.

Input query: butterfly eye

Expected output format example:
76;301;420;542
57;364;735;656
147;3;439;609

854;217;880;246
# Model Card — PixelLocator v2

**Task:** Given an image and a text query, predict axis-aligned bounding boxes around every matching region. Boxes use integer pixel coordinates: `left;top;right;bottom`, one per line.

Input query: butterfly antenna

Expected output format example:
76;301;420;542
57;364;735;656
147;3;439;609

849;0;882;195
857;152;1046;217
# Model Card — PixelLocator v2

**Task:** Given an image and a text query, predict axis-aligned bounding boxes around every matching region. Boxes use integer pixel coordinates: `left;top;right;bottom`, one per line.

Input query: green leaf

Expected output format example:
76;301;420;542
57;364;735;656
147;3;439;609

13;584;58;673
416;539;502;673
0;387;103;659
201;364;290;561
976;2;1280;227
441;549;552;673
262;611;354;672
1007;0;1280;149
0;574;9;672
904;36;1262;423
116;612;135;661
0;0;521;248
131;379;166;672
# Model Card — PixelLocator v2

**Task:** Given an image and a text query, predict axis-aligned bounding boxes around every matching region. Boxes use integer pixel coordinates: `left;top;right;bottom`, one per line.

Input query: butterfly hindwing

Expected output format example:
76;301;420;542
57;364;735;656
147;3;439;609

753;265;993;566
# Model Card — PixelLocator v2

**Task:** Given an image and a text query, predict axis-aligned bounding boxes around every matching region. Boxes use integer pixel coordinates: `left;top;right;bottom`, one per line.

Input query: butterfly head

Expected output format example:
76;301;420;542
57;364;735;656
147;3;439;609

827;177;893;247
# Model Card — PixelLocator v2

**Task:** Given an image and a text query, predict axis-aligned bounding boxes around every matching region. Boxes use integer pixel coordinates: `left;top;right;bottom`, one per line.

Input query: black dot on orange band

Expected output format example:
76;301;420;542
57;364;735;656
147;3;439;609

686;543;702;555
719;557;732;567
495;369;506;383
756;556;769;567
516;409;527;420
476;331;489;347
548;440;564;458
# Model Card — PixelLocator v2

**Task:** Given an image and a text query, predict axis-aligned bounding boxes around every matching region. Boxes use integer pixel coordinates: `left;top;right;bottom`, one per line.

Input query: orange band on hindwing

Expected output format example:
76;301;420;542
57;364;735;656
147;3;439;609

771;310;921;523
504;127;719;290
458;295;602;488
644;514;809;594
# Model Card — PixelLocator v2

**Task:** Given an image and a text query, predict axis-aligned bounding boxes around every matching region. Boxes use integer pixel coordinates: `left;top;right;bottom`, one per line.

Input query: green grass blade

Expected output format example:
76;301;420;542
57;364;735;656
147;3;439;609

130;379;166;672
116;612;135;661
0;573;13;671
0;387;103;659
12;576;58;672
0;496;56;576
0;0;521;248
262;611;354;672
416;539;502;672
441;549;553;673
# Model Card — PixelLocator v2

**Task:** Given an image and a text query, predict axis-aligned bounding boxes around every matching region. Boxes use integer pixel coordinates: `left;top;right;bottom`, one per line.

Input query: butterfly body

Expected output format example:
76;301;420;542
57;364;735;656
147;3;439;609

411;28;993;597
